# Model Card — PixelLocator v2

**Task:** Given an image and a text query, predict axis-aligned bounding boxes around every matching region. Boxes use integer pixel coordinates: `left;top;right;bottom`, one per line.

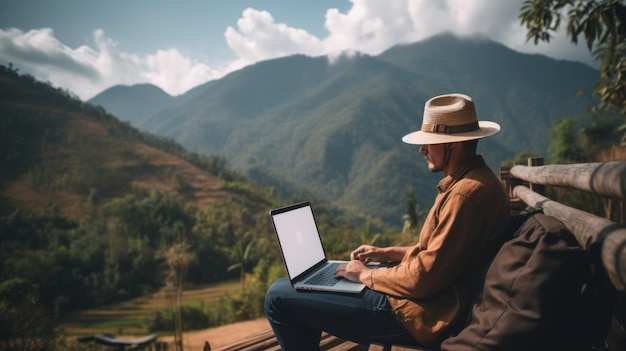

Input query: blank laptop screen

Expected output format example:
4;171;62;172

272;204;326;280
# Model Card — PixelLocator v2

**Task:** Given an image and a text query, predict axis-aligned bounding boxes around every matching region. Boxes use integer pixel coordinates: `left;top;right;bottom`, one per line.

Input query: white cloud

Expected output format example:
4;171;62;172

0;28;100;80
0;28;219;100
320;0;595;67
143;48;220;96
445;0;520;34
224;8;323;64
0;0;597;101
323;0;416;55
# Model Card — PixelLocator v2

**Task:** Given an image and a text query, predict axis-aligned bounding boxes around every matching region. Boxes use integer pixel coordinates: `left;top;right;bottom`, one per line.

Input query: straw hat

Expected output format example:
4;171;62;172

402;93;500;145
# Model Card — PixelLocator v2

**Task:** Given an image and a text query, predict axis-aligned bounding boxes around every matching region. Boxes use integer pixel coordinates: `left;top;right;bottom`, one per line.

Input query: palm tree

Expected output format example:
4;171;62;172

228;239;255;288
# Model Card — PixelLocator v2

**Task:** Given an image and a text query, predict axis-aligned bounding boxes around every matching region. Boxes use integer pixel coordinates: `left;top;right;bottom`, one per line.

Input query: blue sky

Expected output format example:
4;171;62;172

0;0;597;100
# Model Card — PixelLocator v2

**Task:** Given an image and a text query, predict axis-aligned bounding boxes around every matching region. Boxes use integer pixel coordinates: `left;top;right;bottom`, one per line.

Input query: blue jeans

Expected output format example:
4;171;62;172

264;277;423;351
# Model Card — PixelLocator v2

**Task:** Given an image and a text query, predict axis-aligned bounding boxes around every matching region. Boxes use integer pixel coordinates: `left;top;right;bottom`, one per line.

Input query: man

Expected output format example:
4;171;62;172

264;93;510;350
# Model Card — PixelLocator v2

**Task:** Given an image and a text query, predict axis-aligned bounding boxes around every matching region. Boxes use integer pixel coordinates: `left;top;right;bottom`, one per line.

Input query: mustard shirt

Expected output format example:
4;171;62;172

366;155;510;346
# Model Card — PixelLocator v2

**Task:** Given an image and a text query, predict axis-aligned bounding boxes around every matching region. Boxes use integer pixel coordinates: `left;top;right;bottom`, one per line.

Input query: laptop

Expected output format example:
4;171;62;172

269;201;366;293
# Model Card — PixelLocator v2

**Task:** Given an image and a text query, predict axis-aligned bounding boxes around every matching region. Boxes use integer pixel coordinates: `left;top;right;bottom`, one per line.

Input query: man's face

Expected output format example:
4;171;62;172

419;143;446;173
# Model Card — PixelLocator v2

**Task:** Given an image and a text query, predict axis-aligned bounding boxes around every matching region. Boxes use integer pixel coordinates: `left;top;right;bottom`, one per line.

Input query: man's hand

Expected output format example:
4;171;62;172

335;260;370;283
351;245;383;263
351;245;409;263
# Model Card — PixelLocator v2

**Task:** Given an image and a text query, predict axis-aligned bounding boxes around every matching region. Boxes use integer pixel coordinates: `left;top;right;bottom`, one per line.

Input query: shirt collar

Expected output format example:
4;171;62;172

436;155;486;192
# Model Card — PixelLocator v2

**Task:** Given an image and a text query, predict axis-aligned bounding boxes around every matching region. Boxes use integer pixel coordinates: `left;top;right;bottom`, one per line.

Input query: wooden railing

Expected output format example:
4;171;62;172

499;157;626;350
500;157;626;292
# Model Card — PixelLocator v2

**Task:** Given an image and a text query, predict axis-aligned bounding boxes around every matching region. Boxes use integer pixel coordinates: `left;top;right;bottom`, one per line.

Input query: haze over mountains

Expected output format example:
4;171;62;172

90;33;599;225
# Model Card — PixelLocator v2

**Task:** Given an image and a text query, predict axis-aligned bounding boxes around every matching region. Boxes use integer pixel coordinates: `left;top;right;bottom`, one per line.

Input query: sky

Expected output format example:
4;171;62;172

0;0;598;101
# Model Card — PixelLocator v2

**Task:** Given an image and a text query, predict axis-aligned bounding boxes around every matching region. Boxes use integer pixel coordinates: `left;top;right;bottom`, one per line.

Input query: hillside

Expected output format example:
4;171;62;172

0;65;281;319
91;33;599;225
0;64;389;334
0;70;238;218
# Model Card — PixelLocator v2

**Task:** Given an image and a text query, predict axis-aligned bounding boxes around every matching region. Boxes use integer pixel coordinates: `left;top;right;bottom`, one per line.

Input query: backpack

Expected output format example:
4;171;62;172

441;208;614;351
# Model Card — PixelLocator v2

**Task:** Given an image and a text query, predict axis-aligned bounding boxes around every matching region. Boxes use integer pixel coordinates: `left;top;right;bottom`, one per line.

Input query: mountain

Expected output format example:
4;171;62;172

378;33;597;153
88;83;175;124
90;33;599;225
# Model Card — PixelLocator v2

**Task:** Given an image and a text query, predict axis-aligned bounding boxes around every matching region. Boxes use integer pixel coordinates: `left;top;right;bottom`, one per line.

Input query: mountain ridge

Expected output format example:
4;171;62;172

89;83;175;124
90;33;599;224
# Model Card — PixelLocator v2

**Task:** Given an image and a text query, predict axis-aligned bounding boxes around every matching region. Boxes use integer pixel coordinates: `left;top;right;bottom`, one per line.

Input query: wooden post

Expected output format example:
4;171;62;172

622;200;625;226
500;165;526;214
499;166;512;198
527;157;544;195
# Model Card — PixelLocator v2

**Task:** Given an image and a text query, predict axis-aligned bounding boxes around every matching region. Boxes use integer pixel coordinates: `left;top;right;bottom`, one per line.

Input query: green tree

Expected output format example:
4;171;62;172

394;187;424;246
162;226;196;351
403;187;419;232
0;278;55;351
519;0;626;144
549;117;586;162
501;150;541;167
358;220;381;246
227;239;255;288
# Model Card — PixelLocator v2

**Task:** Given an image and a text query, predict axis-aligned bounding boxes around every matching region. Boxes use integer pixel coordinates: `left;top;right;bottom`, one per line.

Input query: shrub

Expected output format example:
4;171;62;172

145;299;210;332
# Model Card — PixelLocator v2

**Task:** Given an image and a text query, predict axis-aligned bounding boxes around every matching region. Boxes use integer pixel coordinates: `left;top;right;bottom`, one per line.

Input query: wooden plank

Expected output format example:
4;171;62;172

330;343;370;351
513;185;626;291
209;330;427;351
322;335;368;351
510;162;626;200
211;329;276;351
211;329;370;351
367;345;424;351
319;333;348;350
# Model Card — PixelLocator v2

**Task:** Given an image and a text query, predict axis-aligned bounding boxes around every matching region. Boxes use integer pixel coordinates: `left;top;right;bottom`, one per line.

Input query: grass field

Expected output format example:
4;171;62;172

62;279;241;336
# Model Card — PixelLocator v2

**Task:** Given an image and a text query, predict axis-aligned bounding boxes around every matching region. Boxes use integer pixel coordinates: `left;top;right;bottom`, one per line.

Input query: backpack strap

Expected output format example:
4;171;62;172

509;207;544;239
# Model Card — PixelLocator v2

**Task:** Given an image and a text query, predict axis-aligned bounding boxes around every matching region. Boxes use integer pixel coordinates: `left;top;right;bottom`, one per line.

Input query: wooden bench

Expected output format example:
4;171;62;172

209;158;625;351
207;328;421;351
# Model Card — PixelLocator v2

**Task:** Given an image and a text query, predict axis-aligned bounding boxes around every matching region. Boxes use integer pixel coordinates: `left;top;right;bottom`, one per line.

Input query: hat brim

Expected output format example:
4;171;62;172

402;121;500;145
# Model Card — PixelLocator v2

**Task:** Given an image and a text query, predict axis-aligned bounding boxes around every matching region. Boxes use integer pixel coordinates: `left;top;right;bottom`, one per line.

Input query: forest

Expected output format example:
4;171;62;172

0;64;411;350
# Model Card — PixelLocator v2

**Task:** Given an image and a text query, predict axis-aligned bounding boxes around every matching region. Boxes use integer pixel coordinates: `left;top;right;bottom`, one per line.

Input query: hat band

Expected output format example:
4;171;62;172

421;121;479;134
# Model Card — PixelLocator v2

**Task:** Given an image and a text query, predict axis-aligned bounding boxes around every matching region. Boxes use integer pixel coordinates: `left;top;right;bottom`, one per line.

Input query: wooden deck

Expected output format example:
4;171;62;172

210;328;423;351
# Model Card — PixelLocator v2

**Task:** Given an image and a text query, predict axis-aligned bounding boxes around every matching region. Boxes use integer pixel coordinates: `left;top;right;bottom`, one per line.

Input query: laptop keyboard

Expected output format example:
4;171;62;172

304;262;341;286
